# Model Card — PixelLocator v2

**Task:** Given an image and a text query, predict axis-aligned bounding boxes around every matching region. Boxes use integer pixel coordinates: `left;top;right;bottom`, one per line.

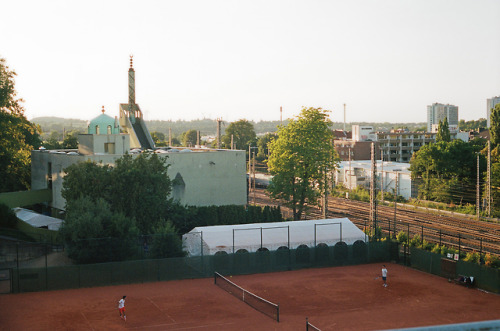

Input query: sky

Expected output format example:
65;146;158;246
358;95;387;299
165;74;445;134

2;0;500;124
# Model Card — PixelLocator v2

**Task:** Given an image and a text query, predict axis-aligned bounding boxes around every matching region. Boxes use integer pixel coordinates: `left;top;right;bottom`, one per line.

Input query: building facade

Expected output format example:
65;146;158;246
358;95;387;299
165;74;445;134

487;96;500;128
377;131;436;163
31;58;247;213
427;103;459;132
336;160;416;200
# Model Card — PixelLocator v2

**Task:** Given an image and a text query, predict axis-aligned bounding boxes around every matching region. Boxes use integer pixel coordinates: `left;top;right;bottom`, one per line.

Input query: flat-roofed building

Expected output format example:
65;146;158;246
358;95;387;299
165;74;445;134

427;103;459;132
487;96;500;128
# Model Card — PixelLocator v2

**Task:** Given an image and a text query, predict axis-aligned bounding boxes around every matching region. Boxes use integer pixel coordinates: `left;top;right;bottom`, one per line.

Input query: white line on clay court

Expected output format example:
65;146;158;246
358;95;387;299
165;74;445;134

147;296;176;323
129;322;237;330
81;312;95;331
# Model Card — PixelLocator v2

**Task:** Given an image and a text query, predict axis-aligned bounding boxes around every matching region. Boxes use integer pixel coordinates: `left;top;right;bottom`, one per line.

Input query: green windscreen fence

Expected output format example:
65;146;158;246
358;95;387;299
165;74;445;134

11;241;399;293
410;247;500;294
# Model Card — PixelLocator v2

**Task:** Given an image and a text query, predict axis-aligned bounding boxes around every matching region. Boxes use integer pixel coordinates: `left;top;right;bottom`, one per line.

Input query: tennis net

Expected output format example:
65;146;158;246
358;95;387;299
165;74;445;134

214;271;279;322
306;317;321;331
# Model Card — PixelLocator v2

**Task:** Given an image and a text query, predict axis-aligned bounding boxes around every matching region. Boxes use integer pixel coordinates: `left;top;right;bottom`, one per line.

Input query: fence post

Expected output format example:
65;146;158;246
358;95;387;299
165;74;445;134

458;234;461;258
16;242;19;293
421;225;424;243
439;230;441;246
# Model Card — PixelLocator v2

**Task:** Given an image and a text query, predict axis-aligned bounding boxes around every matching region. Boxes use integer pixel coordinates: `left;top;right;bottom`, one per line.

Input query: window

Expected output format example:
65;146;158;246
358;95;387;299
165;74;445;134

107;125;112;134
95;125;100;135
104;143;115;154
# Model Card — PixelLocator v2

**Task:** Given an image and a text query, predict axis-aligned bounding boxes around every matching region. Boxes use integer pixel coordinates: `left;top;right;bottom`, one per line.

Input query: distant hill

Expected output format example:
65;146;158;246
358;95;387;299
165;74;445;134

32;117;88;134
31;117;427;137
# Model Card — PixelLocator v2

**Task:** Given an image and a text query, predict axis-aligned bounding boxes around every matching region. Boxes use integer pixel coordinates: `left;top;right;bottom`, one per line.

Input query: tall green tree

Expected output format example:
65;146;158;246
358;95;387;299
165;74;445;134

110;153;172;233
181;129;198;147
222;119;256;150
62;130;80;149
0;57;42;192
490;103;500;149
60;197;139;263
267;107;339;220
436;117;451;142
257;133;276;160
151;131;167;147
410;140;483;203
62;153;172;234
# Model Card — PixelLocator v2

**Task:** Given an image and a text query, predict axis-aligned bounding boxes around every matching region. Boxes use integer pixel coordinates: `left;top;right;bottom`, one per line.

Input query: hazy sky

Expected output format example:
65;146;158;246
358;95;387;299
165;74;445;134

2;0;500;123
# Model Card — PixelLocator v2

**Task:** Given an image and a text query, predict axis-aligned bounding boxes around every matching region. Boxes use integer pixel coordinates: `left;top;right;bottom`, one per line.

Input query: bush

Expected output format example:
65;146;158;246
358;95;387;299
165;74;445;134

421;239;433;251
464;251;481;264
150;221;185;258
431;244;441;254
484;253;500;268
409;234;422;247
0;203;18;229
396;231;408;244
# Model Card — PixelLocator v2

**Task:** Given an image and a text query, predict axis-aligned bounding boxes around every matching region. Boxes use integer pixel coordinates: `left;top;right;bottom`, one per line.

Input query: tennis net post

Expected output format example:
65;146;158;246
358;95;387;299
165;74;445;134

306;317;321;331
214;271;279;322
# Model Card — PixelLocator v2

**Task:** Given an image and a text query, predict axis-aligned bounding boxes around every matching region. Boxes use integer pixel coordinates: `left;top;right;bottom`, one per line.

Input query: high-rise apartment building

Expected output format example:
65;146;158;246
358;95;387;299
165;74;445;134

487;96;500;128
427;103;459;132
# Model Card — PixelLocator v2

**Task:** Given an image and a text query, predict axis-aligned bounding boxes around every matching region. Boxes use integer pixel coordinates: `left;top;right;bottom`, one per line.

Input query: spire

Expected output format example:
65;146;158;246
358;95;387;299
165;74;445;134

128;55;136;123
102;105;105;114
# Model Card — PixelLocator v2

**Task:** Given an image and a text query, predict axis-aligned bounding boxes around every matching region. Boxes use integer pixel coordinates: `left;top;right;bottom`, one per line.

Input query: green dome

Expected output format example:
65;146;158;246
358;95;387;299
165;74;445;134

88;108;120;134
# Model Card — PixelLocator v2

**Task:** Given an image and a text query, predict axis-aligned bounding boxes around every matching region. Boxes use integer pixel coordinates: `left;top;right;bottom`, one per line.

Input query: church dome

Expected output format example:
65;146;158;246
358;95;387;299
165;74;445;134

88;106;120;134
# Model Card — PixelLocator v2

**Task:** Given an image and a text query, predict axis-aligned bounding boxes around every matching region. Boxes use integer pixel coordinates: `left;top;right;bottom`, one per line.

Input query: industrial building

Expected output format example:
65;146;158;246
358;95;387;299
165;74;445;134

487;96;500;128
427;103;459;132
31;58;247;213
335;160;415;200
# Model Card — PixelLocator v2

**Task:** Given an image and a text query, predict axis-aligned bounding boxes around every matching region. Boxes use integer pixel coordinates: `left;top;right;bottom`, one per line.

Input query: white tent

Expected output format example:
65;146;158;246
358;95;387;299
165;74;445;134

13;207;63;231
182;218;366;256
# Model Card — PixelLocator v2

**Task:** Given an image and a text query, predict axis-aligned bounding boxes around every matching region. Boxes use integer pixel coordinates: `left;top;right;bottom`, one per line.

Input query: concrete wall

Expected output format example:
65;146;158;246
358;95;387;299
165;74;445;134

78;134;130;155
31;149;247;211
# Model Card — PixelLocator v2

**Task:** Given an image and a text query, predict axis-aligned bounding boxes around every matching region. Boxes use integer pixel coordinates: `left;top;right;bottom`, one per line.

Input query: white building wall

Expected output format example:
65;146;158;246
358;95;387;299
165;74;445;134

487;96;500;128
336;161;413;200
32;149;247;211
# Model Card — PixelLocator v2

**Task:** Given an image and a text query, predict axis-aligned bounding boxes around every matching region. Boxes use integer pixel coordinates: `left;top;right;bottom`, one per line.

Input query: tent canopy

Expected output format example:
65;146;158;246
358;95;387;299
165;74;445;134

13;208;63;231
182;218;366;256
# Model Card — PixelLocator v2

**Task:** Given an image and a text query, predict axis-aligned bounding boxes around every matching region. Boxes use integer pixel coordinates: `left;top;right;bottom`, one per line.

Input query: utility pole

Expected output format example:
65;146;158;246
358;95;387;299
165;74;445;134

231;134;234;150
197;130;200;147
248;145;252;203
216;118;222;149
394;173;398;236
487;141;491;217
476;153;480;220
168;128;172;147
322;169;328;219
348;147;352;192
253;151;256;204
343;103;346;132
370;143;377;236
380;150;384;203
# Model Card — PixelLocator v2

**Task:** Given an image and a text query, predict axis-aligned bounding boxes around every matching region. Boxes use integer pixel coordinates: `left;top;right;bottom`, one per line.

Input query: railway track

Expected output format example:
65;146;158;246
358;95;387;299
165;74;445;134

250;188;500;255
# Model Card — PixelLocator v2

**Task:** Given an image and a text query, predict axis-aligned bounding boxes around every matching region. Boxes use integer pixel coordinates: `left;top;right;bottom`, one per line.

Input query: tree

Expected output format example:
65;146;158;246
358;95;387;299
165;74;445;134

109;153;172;233
62;153;173;234
151;131;167;147
181;129;197;147
490;104;500;149
62;130;80;149
44;130;62;149
267;107;339;220
0;202;18;229
410;140;483;203
257;133;276;160
436;118;451;142
60;197;139;263
222;119;256;150
149;221;185;258
0;57;42;192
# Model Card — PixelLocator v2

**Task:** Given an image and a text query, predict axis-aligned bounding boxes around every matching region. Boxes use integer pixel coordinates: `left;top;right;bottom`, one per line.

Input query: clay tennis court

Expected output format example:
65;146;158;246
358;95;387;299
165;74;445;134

1;262;499;330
